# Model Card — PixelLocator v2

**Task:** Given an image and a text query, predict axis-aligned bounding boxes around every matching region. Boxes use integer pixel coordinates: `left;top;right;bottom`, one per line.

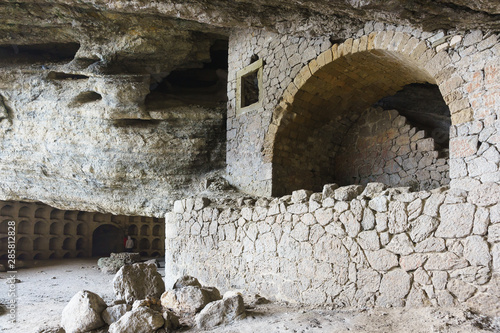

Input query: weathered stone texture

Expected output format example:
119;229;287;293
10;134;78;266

60;290;107;333
166;184;499;307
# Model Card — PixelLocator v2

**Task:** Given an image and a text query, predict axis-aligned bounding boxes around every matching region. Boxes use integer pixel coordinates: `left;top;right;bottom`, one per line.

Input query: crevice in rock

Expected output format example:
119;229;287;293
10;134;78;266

0;42;80;65
47;71;90;80
70;91;102;107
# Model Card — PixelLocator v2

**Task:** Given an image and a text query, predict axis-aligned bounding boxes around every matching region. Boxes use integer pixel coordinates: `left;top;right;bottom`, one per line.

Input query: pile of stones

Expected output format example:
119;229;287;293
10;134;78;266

97;253;141;274
58;262;245;333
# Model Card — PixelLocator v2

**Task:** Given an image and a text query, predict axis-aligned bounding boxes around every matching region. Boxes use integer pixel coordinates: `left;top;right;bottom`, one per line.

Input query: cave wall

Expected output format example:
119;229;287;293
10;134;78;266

0;68;226;217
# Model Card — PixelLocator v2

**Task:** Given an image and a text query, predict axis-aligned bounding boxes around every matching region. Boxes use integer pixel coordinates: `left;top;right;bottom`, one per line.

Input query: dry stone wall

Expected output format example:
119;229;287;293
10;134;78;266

166;182;500;309
333;107;449;190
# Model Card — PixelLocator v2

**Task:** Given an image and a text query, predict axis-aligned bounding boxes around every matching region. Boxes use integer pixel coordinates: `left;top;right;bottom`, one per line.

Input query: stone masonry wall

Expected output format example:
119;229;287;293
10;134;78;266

166;183;500;310
226;25;500;197
334;107;449;190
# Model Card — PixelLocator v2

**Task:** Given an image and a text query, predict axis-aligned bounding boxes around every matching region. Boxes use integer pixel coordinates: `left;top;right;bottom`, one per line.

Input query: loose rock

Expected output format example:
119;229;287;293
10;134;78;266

108;307;164;333
60;290;107;333
113;263;165;304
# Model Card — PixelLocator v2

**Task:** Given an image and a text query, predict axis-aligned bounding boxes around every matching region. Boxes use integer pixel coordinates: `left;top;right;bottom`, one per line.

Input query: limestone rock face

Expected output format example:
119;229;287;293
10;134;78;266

108;307;164;333
195;291;246;329
60;290;107;333
0;0;499;46
113;263;165;304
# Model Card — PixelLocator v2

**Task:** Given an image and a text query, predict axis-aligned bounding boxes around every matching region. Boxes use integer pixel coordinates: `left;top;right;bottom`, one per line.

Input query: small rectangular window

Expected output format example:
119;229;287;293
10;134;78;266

236;59;263;115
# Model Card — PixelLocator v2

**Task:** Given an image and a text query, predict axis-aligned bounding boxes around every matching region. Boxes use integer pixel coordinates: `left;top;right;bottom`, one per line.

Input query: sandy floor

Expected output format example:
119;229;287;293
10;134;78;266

0;258;498;333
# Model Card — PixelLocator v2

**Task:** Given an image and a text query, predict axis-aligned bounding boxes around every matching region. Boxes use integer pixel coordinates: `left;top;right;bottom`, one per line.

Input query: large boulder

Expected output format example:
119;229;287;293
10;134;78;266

113;263;165;304
195;291;246;329
98;257;127;274
173;275;202;289
108;307;164;333
60;290;107;333
161;286;217;314
161;275;221;314
102;303;131;325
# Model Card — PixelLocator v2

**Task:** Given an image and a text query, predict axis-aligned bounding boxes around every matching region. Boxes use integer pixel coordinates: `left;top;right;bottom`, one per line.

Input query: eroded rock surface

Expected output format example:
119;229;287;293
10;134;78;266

108;307;164;333
60;290;107;333
113;263;165;304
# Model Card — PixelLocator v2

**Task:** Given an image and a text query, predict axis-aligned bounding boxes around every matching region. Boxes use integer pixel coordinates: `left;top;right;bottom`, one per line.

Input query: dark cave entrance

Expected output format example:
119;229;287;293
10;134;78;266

92;224;124;257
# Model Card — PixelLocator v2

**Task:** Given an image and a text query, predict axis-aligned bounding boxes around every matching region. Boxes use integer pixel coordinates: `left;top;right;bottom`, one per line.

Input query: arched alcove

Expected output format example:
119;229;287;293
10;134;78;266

152;238;162;250
77;211;88;221
35;208;47;218
17;237;31;251
139;238;150;250
153;225;161;236
50;209;63;219
63;223;73;235
0;220;9;233
128;224;138;236
267;35;458;196
50;222;63;235
1;205;14;216
33;253;44;260
18;206;30;218
76;223;87;236
49;237;61;251
34;220;48;234
76;238;84;250
18;220;31;234
92;224;124;257
64;211;77;221
62;237;74;250
140;225;150;236
33;237;47;251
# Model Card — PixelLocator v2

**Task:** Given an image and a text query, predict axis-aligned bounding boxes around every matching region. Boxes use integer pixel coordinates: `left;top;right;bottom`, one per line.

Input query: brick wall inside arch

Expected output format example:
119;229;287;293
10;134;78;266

333;107;449;190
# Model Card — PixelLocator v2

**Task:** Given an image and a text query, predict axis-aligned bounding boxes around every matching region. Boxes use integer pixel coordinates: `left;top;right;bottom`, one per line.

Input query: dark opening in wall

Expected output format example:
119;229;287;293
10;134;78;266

145;39;228;109
70;91;102;107
92;224;124;257
0;42;80;65
47;71;89;80
241;70;259;107
374;83;451;149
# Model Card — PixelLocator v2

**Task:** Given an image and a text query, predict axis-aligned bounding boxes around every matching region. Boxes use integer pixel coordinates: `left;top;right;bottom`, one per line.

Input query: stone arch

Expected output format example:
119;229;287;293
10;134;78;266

264;32;465;196
92;224;124;257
